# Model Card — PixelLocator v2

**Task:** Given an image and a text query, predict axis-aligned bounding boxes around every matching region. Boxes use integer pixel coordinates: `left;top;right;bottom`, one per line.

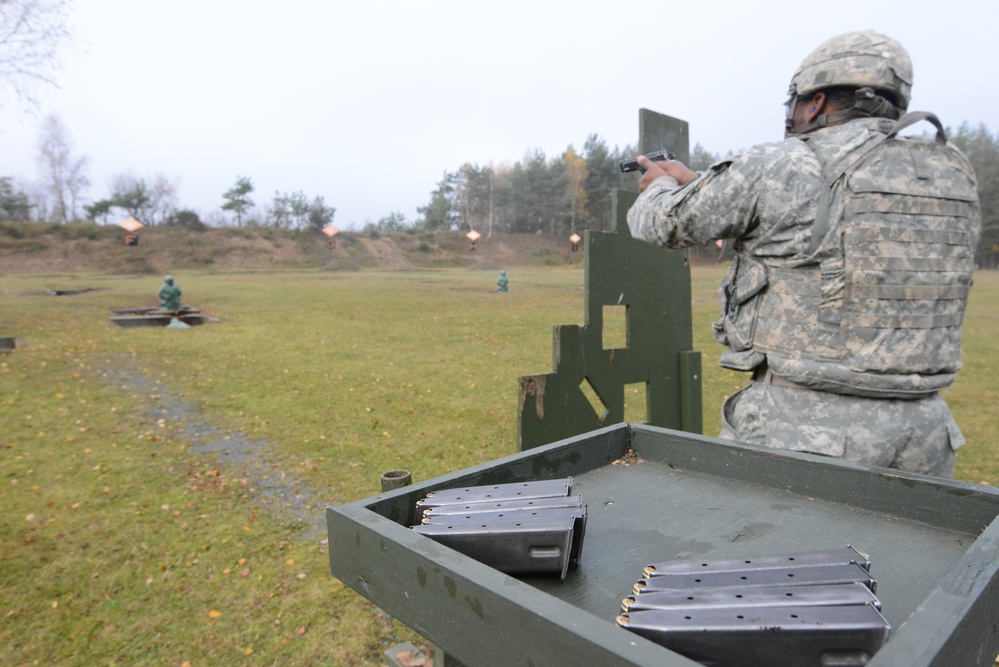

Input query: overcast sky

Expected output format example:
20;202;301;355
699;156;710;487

1;0;996;229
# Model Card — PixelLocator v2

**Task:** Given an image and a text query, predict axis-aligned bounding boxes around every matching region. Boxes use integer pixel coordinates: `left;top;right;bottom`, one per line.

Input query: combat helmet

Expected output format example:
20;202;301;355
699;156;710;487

786;30;912;134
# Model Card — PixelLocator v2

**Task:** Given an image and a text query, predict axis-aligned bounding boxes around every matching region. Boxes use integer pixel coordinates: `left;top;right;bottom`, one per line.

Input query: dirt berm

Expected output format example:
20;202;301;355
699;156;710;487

0;223;590;274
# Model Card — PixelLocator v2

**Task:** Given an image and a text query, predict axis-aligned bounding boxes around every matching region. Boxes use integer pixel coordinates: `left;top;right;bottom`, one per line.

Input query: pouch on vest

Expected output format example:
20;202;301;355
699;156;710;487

713;254;768;352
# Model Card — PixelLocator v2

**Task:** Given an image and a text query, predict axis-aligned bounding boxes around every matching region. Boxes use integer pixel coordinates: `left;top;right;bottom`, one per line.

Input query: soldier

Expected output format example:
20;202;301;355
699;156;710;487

627;31;980;477
158;274;182;312
496;269;509;293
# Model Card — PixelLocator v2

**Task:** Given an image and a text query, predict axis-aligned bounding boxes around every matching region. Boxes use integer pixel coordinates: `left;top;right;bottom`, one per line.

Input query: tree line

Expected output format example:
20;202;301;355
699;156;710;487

951;124;999;268
412;136;721;237
2;115;998;267
410;124;999;268
0;115;338;232
217;176;336;232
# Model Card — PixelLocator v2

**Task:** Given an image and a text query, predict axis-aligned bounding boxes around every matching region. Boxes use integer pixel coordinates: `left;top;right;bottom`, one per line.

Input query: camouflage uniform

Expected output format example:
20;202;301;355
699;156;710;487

627;117;979;477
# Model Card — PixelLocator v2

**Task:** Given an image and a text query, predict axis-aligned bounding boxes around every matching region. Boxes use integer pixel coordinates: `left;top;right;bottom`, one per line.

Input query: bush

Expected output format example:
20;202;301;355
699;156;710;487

0;222;28;239
220;228;255;240
163;210;207;231
50;223;106;241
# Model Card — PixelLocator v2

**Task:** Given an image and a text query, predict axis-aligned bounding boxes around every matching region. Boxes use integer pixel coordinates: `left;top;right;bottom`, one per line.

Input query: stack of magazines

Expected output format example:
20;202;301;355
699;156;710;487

410;477;586;580
616;546;891;666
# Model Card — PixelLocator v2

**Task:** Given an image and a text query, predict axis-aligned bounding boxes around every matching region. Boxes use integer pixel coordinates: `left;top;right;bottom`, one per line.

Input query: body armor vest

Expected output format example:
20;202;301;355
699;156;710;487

723;113;980;398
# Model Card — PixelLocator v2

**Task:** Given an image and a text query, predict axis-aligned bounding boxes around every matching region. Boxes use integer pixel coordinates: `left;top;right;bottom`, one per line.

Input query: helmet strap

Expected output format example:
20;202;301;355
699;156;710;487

783;85;800;135
791;87;903;136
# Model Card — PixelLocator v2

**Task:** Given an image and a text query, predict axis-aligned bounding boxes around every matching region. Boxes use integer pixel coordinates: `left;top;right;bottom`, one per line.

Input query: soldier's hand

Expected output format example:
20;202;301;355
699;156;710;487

637;155;696;192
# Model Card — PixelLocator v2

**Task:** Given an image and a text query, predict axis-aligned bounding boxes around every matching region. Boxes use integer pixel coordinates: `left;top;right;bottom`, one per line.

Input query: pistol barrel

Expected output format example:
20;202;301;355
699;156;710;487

618;149;676;173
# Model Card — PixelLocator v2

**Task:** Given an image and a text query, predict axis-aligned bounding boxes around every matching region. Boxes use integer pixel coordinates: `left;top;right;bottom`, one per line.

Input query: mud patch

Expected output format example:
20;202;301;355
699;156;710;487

99;356;329;538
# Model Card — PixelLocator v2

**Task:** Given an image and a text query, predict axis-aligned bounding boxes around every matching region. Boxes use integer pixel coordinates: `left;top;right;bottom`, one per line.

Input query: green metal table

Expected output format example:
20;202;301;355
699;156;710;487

327;424;999;666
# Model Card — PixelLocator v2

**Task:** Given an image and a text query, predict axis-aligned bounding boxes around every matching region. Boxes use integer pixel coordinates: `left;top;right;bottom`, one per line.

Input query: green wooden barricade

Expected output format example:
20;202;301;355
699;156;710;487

518;109;701;450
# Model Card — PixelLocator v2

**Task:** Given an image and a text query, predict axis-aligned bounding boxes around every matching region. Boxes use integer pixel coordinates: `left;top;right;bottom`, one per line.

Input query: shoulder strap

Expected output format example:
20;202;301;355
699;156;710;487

806;112;948;255
887;111;947;143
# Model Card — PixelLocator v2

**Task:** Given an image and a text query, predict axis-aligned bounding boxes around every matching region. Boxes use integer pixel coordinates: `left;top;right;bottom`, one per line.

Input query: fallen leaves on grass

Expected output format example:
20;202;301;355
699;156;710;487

396;650;431;667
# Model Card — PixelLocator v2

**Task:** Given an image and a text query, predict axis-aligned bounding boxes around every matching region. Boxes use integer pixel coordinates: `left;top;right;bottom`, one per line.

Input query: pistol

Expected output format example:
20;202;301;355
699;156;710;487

619;149;677;173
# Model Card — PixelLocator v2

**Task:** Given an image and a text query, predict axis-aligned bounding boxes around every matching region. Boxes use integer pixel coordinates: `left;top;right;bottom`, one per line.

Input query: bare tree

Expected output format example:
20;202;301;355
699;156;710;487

86;171;180;224
563;147;588;234
36;113;88;222
0;0;72;109
147;172;179;224
269;193;292;228
27;180;48;220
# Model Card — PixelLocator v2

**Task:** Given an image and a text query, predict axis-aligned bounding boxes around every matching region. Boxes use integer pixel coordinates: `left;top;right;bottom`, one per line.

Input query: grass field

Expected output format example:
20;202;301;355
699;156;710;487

2;265;997;665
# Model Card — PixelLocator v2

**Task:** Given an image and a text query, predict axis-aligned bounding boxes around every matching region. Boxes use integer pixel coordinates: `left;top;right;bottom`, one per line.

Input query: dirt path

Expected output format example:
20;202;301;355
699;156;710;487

99;356;329;538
